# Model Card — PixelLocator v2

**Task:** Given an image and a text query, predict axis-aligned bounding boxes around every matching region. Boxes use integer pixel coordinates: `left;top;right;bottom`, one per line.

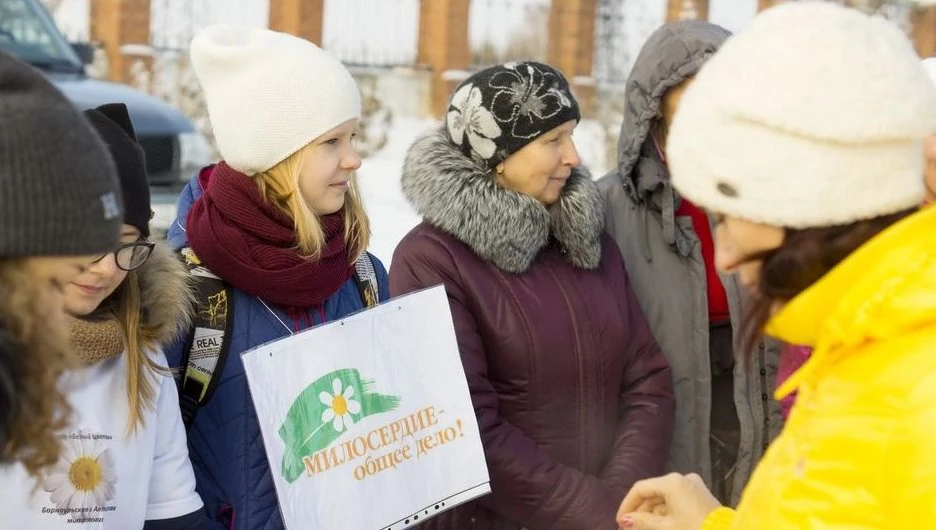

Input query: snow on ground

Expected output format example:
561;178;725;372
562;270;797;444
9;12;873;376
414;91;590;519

355;117;435;266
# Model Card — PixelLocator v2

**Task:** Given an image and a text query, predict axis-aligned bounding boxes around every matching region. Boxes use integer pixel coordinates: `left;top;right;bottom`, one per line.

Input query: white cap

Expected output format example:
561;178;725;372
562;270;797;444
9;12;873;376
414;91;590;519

668;2;936;228
191;25;361;176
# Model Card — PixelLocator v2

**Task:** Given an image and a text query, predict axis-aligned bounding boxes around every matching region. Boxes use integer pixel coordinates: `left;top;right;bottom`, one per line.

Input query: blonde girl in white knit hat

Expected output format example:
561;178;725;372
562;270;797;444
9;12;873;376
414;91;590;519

163;25;388;529
616;3;936;529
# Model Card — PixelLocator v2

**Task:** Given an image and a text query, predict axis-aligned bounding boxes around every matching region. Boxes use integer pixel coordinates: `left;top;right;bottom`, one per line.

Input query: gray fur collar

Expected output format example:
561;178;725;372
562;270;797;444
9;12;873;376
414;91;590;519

401;128;604;273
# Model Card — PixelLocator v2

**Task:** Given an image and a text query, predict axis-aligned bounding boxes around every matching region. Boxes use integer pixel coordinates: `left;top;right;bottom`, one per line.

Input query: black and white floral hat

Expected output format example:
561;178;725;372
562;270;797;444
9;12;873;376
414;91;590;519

444;61;581;169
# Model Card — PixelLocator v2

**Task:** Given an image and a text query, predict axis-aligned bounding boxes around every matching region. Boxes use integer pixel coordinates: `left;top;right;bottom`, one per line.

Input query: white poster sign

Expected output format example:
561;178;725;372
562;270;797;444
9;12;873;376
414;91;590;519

242;286;490;529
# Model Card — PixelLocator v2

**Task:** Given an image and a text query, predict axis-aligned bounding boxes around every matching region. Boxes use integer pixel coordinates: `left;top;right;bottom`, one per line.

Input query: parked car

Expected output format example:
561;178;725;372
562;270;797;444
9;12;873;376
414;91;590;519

0;0;211;187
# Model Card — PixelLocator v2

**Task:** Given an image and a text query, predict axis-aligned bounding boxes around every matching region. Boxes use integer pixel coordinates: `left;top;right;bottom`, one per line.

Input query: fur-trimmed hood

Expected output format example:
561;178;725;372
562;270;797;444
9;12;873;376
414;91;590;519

137;240;193;347
401;127;604;274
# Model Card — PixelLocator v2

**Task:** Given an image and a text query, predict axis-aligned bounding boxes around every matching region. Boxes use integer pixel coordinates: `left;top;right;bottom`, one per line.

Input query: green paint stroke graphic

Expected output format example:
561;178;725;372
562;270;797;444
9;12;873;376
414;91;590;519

279;368;401;482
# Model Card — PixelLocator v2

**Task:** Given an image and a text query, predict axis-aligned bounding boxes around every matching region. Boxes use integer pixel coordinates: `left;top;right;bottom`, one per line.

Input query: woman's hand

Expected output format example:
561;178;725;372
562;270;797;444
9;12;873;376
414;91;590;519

616;472;722;530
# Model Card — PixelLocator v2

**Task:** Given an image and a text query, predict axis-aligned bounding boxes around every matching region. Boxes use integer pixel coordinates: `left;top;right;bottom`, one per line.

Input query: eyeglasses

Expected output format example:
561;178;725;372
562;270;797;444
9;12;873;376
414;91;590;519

91;240;155;271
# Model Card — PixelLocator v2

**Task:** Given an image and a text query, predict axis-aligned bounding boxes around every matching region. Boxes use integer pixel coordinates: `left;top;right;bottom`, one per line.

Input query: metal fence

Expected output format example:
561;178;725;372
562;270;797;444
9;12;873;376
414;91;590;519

593;0;630;89
469;0;550;68
468;0;634;88
51;0;651;99
148;0;421;67
323;0;420;67
149;0;268;52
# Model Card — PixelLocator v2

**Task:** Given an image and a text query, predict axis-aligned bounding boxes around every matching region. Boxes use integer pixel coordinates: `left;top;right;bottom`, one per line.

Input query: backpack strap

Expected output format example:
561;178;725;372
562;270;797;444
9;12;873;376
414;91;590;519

176;250;377;428
177;247;234;428
353;252;379;308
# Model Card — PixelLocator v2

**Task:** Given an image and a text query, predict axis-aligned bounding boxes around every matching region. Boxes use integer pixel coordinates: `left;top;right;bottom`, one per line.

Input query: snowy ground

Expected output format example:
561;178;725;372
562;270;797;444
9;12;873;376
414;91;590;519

151;116;611;267
354;118;434;265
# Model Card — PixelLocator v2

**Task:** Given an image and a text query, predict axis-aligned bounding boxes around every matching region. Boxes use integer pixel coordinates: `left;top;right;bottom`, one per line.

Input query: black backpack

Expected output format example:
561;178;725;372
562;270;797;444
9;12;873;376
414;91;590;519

175;246;379;427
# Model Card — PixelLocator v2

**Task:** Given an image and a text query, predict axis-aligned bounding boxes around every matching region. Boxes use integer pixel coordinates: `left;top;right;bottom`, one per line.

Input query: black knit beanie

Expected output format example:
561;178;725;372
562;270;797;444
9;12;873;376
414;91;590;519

84;104;152;238
0;51;122;257
444;61;581;170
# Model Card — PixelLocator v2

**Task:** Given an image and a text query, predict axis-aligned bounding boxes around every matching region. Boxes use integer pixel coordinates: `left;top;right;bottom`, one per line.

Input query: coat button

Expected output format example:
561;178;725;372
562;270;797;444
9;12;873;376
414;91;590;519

761;393;769;401
758;343;766;351
759;368;767;376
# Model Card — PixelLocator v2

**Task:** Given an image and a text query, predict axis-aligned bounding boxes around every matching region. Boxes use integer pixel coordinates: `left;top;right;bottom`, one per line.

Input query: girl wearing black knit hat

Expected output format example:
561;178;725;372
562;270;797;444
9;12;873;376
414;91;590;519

0;103;209;530
0;52;123;482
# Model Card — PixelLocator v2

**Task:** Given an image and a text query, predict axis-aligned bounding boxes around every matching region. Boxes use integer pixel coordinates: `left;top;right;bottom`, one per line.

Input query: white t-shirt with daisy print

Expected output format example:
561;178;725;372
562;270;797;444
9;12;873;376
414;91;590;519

0;349;203;529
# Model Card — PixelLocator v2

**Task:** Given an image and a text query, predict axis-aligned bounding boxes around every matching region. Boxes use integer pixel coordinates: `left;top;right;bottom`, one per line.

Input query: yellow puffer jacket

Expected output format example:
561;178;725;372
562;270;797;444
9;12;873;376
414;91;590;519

702;207;936;529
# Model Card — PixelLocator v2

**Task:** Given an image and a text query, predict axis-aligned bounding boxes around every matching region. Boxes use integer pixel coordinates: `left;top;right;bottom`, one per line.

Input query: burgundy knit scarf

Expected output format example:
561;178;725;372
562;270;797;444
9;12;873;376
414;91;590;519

186;162;351;308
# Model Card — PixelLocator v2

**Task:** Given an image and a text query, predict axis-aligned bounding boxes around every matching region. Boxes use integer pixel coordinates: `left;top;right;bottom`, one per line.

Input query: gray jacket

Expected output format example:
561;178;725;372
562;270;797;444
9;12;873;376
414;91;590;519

596;20;783;504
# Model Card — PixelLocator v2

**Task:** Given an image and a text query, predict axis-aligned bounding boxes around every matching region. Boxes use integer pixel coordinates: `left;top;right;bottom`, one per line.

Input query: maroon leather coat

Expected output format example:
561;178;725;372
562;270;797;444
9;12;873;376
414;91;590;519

388;129;675;530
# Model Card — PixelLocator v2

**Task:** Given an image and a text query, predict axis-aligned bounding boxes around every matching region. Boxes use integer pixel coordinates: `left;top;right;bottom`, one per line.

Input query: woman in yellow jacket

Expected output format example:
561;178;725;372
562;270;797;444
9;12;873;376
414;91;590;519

616;3;936;530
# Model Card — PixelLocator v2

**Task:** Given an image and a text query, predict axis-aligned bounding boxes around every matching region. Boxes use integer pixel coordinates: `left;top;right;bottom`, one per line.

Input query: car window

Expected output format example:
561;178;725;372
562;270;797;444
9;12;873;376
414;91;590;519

0;0;81;69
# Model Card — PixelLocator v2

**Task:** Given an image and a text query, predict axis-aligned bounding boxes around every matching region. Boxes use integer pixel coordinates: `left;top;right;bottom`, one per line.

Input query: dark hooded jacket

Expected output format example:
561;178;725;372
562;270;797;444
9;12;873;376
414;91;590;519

596;20;783;503
390;128;675;530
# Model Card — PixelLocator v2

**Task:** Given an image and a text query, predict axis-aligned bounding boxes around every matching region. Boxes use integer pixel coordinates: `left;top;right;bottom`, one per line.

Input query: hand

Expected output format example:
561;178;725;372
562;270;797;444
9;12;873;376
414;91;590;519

616;472;722;530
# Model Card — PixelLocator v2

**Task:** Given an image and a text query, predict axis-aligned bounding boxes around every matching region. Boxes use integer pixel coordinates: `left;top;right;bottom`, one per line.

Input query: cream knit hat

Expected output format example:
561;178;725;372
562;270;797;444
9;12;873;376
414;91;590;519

668;2;936;228
191;25;361;176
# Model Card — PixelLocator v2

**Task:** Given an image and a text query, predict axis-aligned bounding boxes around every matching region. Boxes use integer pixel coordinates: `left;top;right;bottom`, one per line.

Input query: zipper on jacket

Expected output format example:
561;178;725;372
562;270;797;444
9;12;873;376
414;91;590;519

757;345;771;454
733;342;772;504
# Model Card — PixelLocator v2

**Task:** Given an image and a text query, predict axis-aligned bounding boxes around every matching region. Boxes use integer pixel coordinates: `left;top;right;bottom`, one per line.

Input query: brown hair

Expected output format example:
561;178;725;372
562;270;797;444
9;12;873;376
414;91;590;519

254;143;370;262
740;208;917;363
0;260;76;477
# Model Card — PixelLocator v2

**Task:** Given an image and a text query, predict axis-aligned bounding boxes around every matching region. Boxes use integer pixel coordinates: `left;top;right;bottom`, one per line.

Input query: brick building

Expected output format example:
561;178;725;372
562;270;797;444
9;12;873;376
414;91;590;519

90;0;936;118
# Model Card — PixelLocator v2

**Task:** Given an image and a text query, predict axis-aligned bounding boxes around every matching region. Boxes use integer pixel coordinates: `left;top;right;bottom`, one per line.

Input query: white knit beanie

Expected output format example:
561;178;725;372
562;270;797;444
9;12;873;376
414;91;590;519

190;25;361;176
667;2;936;228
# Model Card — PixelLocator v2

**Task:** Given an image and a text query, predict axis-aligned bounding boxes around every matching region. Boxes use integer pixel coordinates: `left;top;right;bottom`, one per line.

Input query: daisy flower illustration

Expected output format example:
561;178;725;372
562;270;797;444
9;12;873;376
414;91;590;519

319;377;362;433
446;82;502;160
43;434;117;511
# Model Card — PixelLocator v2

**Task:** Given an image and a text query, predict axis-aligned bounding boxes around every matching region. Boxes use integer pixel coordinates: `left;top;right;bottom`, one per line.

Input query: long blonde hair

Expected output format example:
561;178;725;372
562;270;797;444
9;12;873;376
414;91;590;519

254;144;370;261
89;240;191;436
0;260;75;477
108;270;167;435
